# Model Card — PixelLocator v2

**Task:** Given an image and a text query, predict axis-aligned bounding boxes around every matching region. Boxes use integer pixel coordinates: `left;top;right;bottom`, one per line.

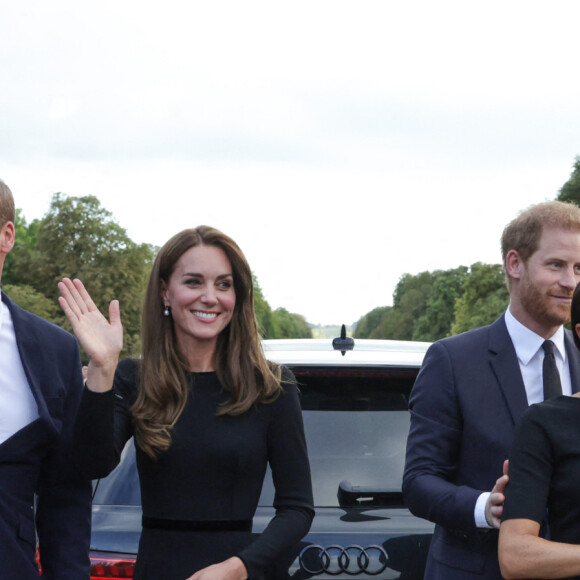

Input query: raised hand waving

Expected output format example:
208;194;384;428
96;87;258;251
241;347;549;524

58;277;123;392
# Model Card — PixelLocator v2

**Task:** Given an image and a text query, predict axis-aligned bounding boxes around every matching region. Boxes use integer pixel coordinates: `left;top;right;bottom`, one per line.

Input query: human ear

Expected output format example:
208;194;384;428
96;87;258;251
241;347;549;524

505;249;523;281
0;222;15;254
159;279;168;305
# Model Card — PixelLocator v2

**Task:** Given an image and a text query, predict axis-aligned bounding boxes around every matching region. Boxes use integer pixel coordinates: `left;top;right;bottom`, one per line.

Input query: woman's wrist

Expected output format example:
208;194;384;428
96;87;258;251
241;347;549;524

84;359;118;392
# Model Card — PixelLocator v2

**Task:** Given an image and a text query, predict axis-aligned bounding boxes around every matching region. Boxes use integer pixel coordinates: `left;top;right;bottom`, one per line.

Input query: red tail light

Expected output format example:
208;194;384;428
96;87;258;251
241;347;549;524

90;552;136;578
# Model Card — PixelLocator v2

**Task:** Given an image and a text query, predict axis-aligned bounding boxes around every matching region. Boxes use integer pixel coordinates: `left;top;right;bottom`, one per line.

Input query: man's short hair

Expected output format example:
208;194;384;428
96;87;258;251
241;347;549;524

501;201;580;277
0;179;15;227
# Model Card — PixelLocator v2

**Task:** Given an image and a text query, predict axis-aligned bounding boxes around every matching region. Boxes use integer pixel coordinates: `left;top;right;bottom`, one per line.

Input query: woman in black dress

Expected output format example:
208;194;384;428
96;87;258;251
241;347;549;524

59;226;314;580
498;282;580;579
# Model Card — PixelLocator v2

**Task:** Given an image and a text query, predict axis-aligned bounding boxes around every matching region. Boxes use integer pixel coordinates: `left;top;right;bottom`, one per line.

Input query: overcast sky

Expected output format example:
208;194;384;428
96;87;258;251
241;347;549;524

2;1;580;326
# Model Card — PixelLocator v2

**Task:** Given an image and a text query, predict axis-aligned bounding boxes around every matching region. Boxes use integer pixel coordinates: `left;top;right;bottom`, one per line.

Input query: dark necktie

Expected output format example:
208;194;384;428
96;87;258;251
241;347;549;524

542;340;562;400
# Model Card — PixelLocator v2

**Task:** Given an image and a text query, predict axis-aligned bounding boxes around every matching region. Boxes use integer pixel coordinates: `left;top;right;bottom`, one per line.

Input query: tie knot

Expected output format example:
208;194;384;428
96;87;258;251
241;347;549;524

542;340;556;356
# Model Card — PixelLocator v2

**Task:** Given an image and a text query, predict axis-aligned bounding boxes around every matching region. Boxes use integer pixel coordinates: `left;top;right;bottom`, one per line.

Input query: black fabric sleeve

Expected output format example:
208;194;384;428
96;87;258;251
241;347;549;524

237;369;314;577
502;404;553;524
72;358;138;479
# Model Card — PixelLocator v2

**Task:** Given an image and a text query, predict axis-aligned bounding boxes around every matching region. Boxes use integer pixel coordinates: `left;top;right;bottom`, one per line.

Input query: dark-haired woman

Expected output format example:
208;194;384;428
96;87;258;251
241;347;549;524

59;226;313;580
498;283;580;579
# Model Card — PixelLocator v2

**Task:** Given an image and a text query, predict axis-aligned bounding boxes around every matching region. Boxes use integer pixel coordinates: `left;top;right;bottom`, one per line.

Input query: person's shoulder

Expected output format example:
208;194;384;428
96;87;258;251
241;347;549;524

514;397;578;442
280;365;296;387
264;365;298;404
443;317;500;344
527;395;580;420
428;317;502;355
113;358;140;399
115;357;140;381
7;295;76;343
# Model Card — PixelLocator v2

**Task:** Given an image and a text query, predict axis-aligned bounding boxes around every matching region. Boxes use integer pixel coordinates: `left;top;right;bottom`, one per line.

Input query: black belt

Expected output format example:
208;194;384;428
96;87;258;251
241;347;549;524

142;516;252;532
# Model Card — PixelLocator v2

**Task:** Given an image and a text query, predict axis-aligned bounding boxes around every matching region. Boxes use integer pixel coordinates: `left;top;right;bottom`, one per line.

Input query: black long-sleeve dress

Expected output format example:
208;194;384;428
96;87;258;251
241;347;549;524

502;395;580;580
78;358;314;579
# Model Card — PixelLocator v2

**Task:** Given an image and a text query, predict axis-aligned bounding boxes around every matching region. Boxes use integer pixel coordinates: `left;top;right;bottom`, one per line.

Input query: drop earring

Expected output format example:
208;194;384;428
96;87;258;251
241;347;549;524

163;304;171;317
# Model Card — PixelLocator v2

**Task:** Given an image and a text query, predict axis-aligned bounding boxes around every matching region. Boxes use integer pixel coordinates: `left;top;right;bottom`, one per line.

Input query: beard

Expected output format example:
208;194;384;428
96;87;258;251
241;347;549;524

519;275;572;330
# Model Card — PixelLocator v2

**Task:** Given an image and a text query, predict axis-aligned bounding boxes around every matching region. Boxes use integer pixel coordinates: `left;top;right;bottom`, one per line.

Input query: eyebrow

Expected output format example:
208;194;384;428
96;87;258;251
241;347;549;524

181;272;233;278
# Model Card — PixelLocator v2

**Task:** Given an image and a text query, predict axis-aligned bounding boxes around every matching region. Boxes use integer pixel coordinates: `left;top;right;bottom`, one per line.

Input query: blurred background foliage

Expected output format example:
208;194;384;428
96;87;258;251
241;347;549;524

3;193;313;356
354;157;580;340
4;157;579;348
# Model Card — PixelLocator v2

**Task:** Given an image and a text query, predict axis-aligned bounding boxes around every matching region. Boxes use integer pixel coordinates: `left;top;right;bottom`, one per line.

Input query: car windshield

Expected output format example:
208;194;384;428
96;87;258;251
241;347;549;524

259;366;415;507
93;366;417;509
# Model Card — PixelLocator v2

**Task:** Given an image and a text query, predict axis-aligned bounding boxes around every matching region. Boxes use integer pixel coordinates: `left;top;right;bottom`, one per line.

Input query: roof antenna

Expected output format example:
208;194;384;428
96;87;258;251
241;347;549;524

332;324;355;356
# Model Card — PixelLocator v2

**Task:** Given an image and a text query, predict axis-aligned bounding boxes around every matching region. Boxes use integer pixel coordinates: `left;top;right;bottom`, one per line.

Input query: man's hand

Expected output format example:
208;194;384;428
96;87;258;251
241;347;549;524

485;459;509;529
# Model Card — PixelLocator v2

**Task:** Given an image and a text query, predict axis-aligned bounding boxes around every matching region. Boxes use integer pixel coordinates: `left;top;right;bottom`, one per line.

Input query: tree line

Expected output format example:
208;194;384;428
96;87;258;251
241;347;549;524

5;156;579;348
3;193;311;358
354;155;580;341
354;263;509;341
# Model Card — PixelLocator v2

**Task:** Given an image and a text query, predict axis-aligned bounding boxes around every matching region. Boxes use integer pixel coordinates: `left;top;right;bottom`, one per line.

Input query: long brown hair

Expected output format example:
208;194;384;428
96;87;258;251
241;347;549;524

131;226;282;458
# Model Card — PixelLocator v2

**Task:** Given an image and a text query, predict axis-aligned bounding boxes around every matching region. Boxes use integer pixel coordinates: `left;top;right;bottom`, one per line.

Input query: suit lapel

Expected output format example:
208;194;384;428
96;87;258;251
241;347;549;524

488;316;529;425
2;294;53;426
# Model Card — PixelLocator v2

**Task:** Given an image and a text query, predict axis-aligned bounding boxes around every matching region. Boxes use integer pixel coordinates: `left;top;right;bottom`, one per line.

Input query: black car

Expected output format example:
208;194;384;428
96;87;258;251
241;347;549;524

88;337;434;578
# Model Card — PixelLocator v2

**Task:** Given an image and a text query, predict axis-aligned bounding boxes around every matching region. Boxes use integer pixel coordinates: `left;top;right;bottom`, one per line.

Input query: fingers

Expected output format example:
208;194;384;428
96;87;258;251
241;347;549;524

58;278;121;326
490;489;506;506
58;278;83;320
108;300;122;327
495;473;509;495
486;491;504;529
58;278;93;321
488;499;504;528
486;462;510;529
71;278;99;312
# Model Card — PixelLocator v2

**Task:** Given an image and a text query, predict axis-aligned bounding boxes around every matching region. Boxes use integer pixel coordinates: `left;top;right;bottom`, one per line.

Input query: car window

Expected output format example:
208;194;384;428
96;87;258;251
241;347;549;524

93;437;140;505
93;365;417;509
259;366;416;507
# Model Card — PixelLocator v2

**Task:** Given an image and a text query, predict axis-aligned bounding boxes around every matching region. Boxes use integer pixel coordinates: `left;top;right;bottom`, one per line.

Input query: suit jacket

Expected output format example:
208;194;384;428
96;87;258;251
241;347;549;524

0;293;91;580
402;315;580;580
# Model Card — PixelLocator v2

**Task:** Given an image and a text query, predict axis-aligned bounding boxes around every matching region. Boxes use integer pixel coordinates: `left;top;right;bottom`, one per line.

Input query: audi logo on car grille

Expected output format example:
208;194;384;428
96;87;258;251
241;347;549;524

299;544;389;575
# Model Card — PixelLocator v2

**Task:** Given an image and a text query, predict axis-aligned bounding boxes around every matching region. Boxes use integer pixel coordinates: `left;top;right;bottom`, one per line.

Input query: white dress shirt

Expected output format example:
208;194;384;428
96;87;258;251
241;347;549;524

0;291;39;444
504;306;572;402
474;306;572;527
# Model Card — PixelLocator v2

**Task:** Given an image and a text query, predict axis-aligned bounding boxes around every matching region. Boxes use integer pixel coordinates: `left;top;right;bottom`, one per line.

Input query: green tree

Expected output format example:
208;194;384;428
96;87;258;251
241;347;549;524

356;264;501;342
25;193;155;356
2;209;40;286
2;283;64;323
557;156;580;206
451;262;509;335
253;275;275;338
354;306;390;338
271;308;312;338
369;307;398;339
370;272;435;340
413;266;469;341
5;194;315;349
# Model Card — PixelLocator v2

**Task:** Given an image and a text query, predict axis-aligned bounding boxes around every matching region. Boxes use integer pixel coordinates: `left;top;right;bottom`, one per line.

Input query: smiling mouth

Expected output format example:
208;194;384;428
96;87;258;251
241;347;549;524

194;311;218;320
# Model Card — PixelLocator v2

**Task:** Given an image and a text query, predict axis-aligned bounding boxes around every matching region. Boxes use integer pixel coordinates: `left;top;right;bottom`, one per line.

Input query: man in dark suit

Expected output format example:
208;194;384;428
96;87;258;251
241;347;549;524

403;201;580;580
0;179;91;579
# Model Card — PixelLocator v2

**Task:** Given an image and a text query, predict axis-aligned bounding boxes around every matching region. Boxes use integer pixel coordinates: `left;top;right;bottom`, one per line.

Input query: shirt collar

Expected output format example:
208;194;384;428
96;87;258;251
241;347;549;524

505;306;566;365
